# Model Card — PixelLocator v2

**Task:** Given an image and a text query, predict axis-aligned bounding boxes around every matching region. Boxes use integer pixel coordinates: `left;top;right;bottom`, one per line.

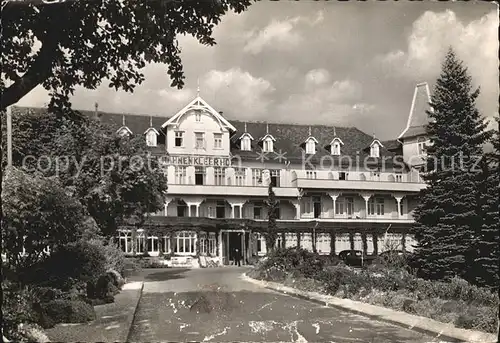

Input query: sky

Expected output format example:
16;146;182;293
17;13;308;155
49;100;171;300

18;1;498;140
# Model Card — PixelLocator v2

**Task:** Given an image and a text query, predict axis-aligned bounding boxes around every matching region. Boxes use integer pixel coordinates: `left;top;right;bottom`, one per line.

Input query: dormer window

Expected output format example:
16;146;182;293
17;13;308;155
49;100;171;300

146;130;157;147
263;138;273;153
305;138;317;154
332;142;341;155
329;136;344;156
241;136;252;151
370;142;380;158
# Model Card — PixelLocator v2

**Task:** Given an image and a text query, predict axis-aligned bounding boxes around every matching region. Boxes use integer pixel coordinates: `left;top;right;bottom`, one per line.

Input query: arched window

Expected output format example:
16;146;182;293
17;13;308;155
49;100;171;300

306;139;316;154
263;138;274;152
146;131;157;146
370;143;380;158
332;142;341;155
241;136;251;151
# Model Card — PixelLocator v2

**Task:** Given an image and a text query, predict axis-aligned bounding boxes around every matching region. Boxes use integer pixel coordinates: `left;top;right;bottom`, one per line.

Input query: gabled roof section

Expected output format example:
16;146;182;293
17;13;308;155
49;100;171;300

238;122;254;140
117;126;133;135
260;133;276;142
239;132;254;140
305;136;319;144
144;127;160;135
161;96;237;132
399;82;432;140
329;137;344;146
370;138;384;147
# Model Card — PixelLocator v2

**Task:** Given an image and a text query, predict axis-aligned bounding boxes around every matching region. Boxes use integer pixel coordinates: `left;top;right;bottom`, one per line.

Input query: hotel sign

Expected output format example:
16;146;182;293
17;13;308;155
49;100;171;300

161;155;231;167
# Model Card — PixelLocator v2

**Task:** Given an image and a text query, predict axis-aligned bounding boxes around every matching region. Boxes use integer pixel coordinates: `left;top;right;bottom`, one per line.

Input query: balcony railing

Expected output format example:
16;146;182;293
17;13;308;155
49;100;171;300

293;178;426;192
167;184;299;197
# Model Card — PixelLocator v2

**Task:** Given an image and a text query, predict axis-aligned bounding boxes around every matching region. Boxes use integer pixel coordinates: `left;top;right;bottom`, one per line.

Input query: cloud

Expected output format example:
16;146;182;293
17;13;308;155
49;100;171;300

275;74;371;125
305;68;331;89
243;10;324;54
201;68;275;118
376;10;498;118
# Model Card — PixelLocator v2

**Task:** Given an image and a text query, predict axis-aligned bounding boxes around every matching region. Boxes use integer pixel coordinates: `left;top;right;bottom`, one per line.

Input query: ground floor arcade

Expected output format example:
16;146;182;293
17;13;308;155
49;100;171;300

117;217;416;267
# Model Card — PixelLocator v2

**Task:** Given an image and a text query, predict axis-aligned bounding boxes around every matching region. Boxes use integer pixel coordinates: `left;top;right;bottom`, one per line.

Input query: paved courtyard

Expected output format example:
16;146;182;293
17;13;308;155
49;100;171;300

128;267;443;342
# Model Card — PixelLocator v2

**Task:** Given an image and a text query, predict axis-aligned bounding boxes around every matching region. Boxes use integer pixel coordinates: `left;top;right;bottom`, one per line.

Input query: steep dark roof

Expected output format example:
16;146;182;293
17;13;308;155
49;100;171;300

13;106;401;166
399;125;427;140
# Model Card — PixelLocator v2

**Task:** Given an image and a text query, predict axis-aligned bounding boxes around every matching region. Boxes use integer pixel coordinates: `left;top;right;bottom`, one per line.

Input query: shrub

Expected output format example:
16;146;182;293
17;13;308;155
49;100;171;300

35;299;96;328
24;240;107;291
87;273;119;301
88;238;126;276
2;281;39;341
264;248;325;278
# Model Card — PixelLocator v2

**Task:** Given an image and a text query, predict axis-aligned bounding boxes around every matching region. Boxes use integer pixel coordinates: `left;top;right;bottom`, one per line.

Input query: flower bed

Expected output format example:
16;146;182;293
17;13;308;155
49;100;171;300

250;248;499;334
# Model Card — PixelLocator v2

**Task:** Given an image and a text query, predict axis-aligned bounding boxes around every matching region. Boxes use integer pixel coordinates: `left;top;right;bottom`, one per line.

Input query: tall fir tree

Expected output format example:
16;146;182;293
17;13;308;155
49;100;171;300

411;48;491;281
264;182;279;253
472;116;499;289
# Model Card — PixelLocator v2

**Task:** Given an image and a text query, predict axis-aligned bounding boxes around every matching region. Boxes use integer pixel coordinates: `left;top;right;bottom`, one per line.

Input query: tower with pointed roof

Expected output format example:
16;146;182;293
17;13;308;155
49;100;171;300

399;82;433;167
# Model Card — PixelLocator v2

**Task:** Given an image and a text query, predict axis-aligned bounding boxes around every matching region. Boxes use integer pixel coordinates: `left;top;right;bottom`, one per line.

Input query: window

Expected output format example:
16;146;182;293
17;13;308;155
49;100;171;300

376;198;385;215
417;137;426;155
208;233;216;256
161;234;171;254
177;200;187;217
214;167;225;186
317;233;331;255
399;200;404;216
136;232;145;254
332;142;341;155
195;110;201;122
146;131;157;147
306;171;317;179
263;138;273;152
174;231;196;254
195;166;206;185
235;168;246;186
306;139;316;154
256;233;266;255
339;171;348;180
253;203;262;219
175;131;184;147
175;166;187;184
252;169;262;186
335;199;344;215
270;169;280;187
147;235;159;254
368;198;385;216
214;133;223;149
370;143;380;158
241;136;251;151
216;200;226;218
195;132;205;149
207;206;215;218
199;233;207;255
395;173;403;182
346;197;354;216
313;196;321;219
119;231;133;253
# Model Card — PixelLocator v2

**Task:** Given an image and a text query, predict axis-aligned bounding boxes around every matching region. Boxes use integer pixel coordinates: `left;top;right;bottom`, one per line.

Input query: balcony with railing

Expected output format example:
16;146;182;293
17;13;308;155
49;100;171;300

291;169;425;193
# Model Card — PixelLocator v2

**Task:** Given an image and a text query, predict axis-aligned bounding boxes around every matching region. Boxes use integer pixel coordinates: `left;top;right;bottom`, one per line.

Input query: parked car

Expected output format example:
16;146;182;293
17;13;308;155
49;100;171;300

338;250;375;267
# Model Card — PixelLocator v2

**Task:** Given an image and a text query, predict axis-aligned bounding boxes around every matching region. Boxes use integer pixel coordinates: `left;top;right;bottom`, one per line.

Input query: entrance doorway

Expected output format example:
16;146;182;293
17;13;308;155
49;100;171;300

221;231;248;265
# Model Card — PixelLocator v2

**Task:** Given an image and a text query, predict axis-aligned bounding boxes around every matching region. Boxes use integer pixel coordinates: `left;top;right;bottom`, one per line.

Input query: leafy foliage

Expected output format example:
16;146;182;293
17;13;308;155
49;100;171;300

1;0;253;110
2;109;168;236
2;168;87;274
263;183;279;252
411;48;492;282
23;240;107;291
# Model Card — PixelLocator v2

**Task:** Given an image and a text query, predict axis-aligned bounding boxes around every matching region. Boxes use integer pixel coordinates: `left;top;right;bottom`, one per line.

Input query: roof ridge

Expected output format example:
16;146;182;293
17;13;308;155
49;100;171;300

13;106;354;129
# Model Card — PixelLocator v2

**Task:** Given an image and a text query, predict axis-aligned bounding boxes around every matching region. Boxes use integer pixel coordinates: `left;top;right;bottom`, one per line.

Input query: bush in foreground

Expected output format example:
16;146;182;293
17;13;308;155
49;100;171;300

34;299;96;329
254;252;499;333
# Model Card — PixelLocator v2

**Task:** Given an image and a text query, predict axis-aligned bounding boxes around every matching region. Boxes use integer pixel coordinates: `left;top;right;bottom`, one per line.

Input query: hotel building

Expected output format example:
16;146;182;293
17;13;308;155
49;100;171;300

98;83;431;267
